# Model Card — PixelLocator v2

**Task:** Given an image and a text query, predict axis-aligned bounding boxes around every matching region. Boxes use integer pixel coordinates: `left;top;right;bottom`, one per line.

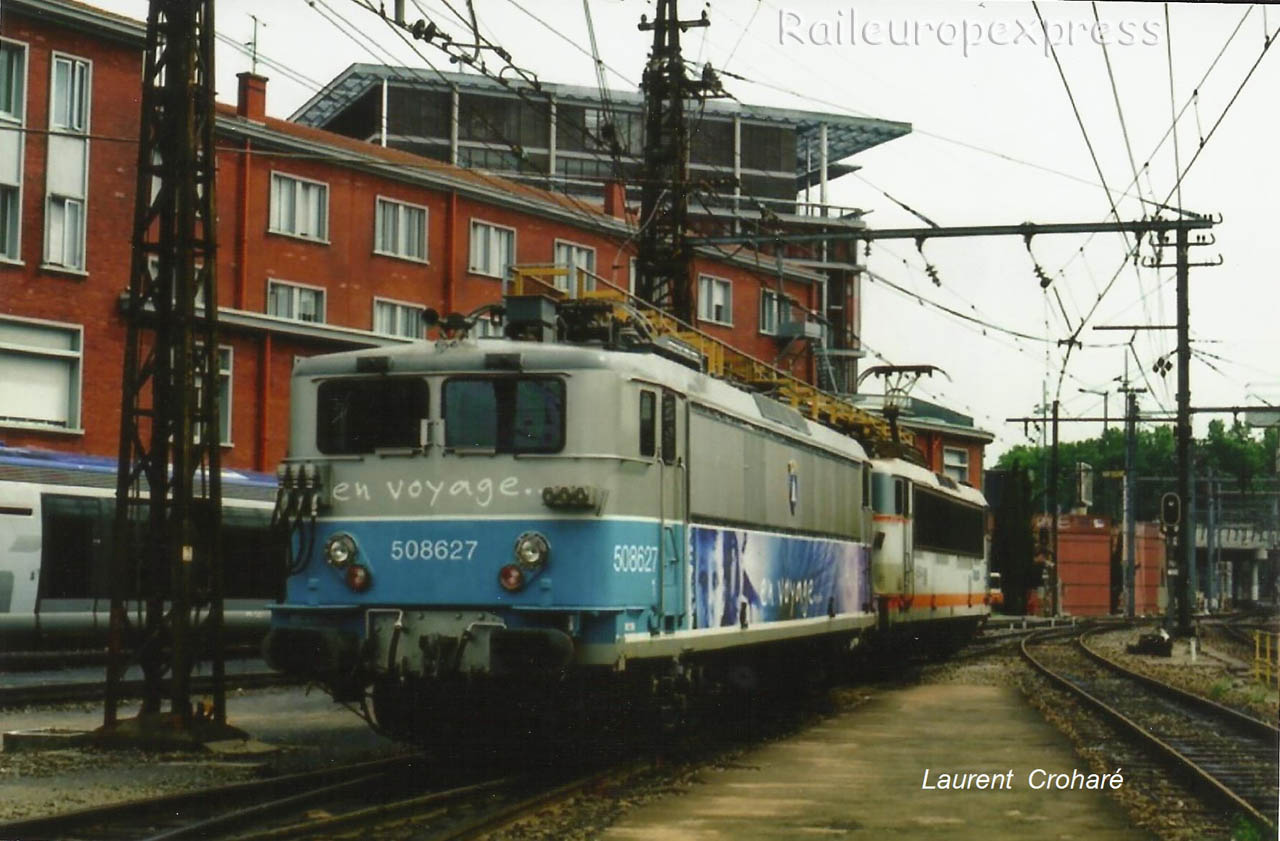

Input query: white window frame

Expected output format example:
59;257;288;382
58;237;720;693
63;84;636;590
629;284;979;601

266;278;326;324
473;314;506;338
268;171;329;242
44;195;85;271
760;289;784;335
0;313;83;433
943;446;970;484
49;53;89;134
191;344;233;446
0;37;28;264
553;239;596;295
373;196;428;263
697;273;733;327
372;296;425;339
44;52;90;274
468;218;516;279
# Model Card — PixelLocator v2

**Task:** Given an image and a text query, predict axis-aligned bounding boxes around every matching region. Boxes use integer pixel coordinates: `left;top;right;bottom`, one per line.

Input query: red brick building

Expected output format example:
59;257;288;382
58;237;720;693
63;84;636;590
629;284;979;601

1;0;988;480
0;1;144;458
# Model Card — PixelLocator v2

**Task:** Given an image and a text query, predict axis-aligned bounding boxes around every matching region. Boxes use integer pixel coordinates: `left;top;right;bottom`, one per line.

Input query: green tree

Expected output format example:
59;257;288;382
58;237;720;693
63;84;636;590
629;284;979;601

995;421;1274;522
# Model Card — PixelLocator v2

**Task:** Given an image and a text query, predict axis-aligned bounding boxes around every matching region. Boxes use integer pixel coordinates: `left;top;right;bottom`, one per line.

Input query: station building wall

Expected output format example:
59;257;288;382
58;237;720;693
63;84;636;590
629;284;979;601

1;1;823;475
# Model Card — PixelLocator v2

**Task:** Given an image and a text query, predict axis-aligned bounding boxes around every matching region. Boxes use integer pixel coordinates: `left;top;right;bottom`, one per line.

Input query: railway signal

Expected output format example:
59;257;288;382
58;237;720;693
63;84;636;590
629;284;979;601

1160;492;1181;532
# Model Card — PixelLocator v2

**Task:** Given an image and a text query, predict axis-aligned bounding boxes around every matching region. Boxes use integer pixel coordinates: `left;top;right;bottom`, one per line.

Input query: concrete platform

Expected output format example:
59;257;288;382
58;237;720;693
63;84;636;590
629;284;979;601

603;684;1153;840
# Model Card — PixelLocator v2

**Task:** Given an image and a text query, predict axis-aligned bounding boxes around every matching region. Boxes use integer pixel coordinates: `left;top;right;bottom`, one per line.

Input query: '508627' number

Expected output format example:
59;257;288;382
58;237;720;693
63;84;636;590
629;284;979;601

390;539;478;561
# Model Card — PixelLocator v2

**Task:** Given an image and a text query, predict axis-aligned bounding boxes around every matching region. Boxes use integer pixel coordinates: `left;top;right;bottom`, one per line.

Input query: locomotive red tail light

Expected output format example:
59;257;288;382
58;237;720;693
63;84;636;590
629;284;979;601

345;564;372;592
498;563;525;592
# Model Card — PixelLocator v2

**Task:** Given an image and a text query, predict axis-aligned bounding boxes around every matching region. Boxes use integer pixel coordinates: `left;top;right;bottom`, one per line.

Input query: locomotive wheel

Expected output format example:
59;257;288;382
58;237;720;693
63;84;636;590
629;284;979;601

370;679;413;742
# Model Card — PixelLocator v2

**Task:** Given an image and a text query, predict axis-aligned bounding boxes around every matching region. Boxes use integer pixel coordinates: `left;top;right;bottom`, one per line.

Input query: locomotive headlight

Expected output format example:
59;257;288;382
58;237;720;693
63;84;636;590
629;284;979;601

513;531;549;569
325;533;357;567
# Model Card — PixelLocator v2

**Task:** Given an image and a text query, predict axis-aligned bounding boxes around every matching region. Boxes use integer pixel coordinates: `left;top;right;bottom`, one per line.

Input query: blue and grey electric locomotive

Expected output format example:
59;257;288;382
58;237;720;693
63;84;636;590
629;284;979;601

264;298;989;741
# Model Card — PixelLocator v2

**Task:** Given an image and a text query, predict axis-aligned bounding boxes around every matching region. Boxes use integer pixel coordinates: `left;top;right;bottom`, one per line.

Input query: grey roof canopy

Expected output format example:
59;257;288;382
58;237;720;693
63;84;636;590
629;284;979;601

290;64;912;174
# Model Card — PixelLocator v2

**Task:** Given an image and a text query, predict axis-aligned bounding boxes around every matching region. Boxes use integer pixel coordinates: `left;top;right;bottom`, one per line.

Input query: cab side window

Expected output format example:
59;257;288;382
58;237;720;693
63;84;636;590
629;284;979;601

639;390;656;457
661;392;676;465
893;477;911;516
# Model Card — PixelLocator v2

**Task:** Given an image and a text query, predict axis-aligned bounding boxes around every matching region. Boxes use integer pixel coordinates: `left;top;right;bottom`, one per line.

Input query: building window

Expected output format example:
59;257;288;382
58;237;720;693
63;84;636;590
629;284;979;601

473;314;506;338
468;220;515;279
760;289;787;335
192;345;232;445
628;257;637;296
374;197;427;262
0;185;18;260
50;55;88;133
0;41;25;263
147;255;208;309
697;274;732;326
553;239;596;294
0;41;25;122
0;315;81;430
943;446;970;484
45;196;84;270
373;298;424;339
269;172;328;241
45;53;89;272
267;279;325;323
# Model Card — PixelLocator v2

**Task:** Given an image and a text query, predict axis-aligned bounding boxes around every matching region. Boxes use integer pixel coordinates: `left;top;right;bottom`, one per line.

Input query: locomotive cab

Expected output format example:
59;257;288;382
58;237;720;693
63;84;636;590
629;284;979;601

263;340;694;708
869;458;989;647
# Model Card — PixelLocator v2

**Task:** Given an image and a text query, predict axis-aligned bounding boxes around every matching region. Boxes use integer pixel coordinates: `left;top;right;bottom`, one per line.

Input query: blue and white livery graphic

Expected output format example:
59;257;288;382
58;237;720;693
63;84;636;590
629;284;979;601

690;525;870;629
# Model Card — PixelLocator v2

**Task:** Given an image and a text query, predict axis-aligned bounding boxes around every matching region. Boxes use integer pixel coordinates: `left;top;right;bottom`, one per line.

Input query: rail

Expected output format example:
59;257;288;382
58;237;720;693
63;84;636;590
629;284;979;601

507;264;904;449
1021;628;1277;831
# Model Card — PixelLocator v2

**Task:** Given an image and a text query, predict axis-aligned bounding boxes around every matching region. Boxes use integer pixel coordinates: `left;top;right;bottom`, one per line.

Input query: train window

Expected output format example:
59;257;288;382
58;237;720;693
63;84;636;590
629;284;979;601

893;478;907;516
39;495;108;599
861;463;871;509
639;390;656;458
443;376;565;454
661;392;676;465
912;487;984;557
317;377;428;454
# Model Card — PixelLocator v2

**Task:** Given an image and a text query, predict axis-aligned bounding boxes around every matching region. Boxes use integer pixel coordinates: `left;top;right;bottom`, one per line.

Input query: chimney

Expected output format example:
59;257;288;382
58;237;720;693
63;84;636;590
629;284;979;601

237;72;268;122
603;180;627;220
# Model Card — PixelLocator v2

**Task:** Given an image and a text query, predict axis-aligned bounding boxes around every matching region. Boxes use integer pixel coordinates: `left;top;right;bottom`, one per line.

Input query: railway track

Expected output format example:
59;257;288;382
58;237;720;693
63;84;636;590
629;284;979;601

1022;627;1278;833
231;768;614;841
0;753;426;840
0;749;612;841
0;670;296;709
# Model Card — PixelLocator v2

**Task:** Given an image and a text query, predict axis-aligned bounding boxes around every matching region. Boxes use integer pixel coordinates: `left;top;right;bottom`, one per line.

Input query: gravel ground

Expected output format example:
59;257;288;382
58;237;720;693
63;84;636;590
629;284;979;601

1089;625;1279;722
0;687;407;823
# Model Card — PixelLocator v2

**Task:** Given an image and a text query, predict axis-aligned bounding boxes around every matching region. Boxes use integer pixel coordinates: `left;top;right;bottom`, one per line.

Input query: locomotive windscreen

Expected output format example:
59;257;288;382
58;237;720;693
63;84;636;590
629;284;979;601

317;377;428;454
443;376;564;454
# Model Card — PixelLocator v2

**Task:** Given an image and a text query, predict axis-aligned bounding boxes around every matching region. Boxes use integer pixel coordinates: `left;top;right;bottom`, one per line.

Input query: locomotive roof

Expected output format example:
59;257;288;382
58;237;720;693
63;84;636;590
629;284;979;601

875;454;988;508
294;338;873;463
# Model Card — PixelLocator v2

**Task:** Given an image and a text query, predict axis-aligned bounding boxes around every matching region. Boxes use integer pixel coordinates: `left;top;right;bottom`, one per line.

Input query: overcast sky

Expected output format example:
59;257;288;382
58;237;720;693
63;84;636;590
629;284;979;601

89;0;1280;461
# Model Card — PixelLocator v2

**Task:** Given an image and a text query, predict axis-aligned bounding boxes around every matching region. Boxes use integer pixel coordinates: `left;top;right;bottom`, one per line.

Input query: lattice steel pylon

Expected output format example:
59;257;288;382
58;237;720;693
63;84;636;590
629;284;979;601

634;0;713;324
105;0;224;733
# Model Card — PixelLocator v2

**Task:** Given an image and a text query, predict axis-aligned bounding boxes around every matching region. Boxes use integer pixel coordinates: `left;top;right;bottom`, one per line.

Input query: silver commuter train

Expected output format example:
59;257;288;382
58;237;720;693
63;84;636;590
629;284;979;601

0;446;278;648
264;332;990;739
